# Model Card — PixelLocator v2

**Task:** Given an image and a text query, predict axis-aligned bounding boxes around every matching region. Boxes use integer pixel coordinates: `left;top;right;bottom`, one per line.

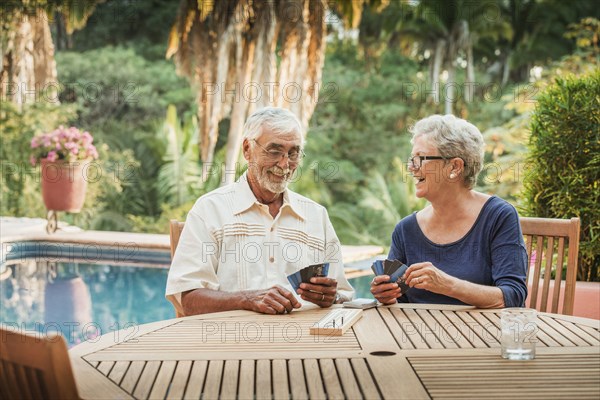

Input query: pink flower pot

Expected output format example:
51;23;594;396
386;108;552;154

41;160;88;212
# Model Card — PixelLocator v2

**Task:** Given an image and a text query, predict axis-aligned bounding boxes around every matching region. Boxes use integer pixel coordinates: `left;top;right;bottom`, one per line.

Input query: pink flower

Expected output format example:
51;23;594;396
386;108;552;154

30;126;99;165
46;151;58;162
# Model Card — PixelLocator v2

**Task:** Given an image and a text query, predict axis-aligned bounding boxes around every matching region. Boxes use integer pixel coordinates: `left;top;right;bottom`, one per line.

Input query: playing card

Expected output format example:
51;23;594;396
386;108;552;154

287;270;301;292
310;263;329;277
287;263;330;292
372;259;410;293
383;259;402;276
388;262;410;293
370;260;384;275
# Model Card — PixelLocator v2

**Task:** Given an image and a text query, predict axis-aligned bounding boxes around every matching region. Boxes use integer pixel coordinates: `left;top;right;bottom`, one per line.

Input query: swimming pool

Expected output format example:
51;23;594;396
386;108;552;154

1;244;374;347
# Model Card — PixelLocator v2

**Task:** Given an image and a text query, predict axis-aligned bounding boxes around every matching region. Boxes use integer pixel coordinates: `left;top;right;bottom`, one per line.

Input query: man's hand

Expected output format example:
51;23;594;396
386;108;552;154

370;275;401;305
298;277;338;307
244;285;301;315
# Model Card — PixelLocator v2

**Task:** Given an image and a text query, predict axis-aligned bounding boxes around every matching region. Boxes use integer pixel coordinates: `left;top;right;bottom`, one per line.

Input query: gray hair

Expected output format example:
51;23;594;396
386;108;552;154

243;107;304;147
410;114;484;188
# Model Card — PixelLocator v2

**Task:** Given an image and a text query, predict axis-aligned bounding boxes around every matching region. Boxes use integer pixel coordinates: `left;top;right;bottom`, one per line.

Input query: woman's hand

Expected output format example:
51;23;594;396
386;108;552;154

404;262;455;295
370;275;402;305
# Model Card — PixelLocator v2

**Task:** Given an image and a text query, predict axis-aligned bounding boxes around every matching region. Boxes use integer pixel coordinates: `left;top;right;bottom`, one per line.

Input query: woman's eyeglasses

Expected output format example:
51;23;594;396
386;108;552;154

407;155;450;170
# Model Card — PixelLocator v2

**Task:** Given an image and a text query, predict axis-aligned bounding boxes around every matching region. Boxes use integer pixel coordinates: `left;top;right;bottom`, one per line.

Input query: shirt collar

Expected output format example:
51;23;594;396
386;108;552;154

233;172;306;221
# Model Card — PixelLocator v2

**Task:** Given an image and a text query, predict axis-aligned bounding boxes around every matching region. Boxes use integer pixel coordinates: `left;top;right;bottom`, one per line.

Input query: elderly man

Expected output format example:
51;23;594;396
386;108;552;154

166;107;354;316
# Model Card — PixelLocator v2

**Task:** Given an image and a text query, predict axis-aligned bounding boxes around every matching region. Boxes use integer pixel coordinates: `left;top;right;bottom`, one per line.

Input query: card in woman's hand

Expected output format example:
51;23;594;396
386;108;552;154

371;259;410;293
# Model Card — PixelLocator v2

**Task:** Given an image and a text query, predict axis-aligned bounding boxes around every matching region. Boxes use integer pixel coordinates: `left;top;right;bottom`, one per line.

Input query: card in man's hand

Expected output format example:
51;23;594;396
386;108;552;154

371;259;410;293
287;262;330;292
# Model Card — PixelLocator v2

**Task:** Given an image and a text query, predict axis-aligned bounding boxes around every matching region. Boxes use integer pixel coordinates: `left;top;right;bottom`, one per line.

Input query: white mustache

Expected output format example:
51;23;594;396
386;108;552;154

268;166;291;178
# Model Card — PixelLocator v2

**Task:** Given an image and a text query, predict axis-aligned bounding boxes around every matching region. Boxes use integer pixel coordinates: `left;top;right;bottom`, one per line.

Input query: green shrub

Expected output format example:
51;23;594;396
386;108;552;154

523;70;600;281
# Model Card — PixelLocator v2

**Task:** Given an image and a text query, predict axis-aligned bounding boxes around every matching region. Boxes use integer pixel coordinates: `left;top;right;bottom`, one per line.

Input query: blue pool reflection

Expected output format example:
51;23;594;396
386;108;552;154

1;259;374;347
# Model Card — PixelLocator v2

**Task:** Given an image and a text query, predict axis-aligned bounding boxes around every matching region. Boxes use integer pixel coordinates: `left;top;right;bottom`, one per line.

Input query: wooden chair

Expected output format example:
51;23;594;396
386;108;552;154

520;217;580;315
169;220;186;317
0;327;80;399
169;219;185;259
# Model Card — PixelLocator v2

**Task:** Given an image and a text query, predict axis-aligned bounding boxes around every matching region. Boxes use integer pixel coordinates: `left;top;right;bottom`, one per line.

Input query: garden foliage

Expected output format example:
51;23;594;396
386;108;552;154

524;70;600;281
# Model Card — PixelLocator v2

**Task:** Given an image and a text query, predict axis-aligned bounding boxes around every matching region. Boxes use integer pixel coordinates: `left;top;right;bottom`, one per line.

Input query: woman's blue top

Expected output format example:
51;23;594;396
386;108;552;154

389;196;528;307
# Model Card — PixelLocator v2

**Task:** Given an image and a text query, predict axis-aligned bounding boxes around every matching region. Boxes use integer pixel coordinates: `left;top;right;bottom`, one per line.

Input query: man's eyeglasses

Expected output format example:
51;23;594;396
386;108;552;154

407;155;451;170
253;139;305;163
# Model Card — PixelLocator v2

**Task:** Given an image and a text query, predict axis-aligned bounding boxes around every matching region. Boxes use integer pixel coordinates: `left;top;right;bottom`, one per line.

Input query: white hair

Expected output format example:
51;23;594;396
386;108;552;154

410;114;484;188
242;107;304;147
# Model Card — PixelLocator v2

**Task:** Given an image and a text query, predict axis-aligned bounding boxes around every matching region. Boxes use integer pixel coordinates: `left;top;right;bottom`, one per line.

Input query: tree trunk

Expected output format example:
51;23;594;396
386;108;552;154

169;0;329;174
247;1;277;116
431;39;446;104
1;9;58;106
444;62;456;115
501;52;511;86
223;11;257;185
465;41;475;102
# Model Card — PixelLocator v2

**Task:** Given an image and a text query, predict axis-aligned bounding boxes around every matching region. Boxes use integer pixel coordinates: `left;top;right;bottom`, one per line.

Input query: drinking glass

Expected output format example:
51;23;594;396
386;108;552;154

500;308;537;360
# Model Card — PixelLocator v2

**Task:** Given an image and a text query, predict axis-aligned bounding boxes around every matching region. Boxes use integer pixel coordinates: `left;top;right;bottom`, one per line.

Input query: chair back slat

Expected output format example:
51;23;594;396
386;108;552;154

524;234;533;283
169;219;185;259
15;364;34;399
551;237;566;313
540;236;555;312
0;328;80;399
564;220;580;315
528;235;544;309
169;220;187;318
520;217;580;315
27;368;45;399
3;361;21;399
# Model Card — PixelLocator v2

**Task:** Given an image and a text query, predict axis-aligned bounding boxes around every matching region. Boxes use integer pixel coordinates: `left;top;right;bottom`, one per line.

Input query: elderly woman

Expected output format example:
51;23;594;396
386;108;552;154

371;115;527;308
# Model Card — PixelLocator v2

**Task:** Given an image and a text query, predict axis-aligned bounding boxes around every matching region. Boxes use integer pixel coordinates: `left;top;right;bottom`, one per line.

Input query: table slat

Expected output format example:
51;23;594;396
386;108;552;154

202;359;224;400
319;359;344;399
237;359;254;400
272;359;290;400
219;359;239;400
256;359;271;400
132;360;160;399
553;319;600;346
304;359;326;399
350;358;381;400
107;361;129;385
148;360;176;399
183;360;208;400
167;360;192;399
287;359;308;400
403;309;445;349
96;361;114;376
120;361;145;394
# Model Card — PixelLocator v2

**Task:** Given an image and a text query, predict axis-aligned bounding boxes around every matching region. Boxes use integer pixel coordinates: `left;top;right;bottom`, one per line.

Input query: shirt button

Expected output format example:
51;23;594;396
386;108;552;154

270;227;274;232
269;257;275;263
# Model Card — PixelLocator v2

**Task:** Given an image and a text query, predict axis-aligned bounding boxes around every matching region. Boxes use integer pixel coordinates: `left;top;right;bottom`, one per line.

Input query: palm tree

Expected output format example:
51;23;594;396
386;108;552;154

167;0;388;184
167;0;329;183
1;1;100;107
393;0;510;113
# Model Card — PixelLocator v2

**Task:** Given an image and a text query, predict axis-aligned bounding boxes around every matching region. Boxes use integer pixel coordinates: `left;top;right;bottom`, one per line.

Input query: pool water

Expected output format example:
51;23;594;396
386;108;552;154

0;261;374;347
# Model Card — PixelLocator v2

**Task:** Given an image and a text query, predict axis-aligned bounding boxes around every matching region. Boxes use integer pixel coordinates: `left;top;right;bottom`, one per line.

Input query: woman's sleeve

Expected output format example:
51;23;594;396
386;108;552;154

490;205;528;307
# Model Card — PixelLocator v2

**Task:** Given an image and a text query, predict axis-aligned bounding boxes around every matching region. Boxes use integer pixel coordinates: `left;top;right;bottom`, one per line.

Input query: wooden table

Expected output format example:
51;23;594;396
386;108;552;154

70;304;600;399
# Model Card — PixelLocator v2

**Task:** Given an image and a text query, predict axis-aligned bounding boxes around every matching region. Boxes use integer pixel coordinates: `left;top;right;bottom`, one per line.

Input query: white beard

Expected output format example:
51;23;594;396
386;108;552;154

256;166;292;194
